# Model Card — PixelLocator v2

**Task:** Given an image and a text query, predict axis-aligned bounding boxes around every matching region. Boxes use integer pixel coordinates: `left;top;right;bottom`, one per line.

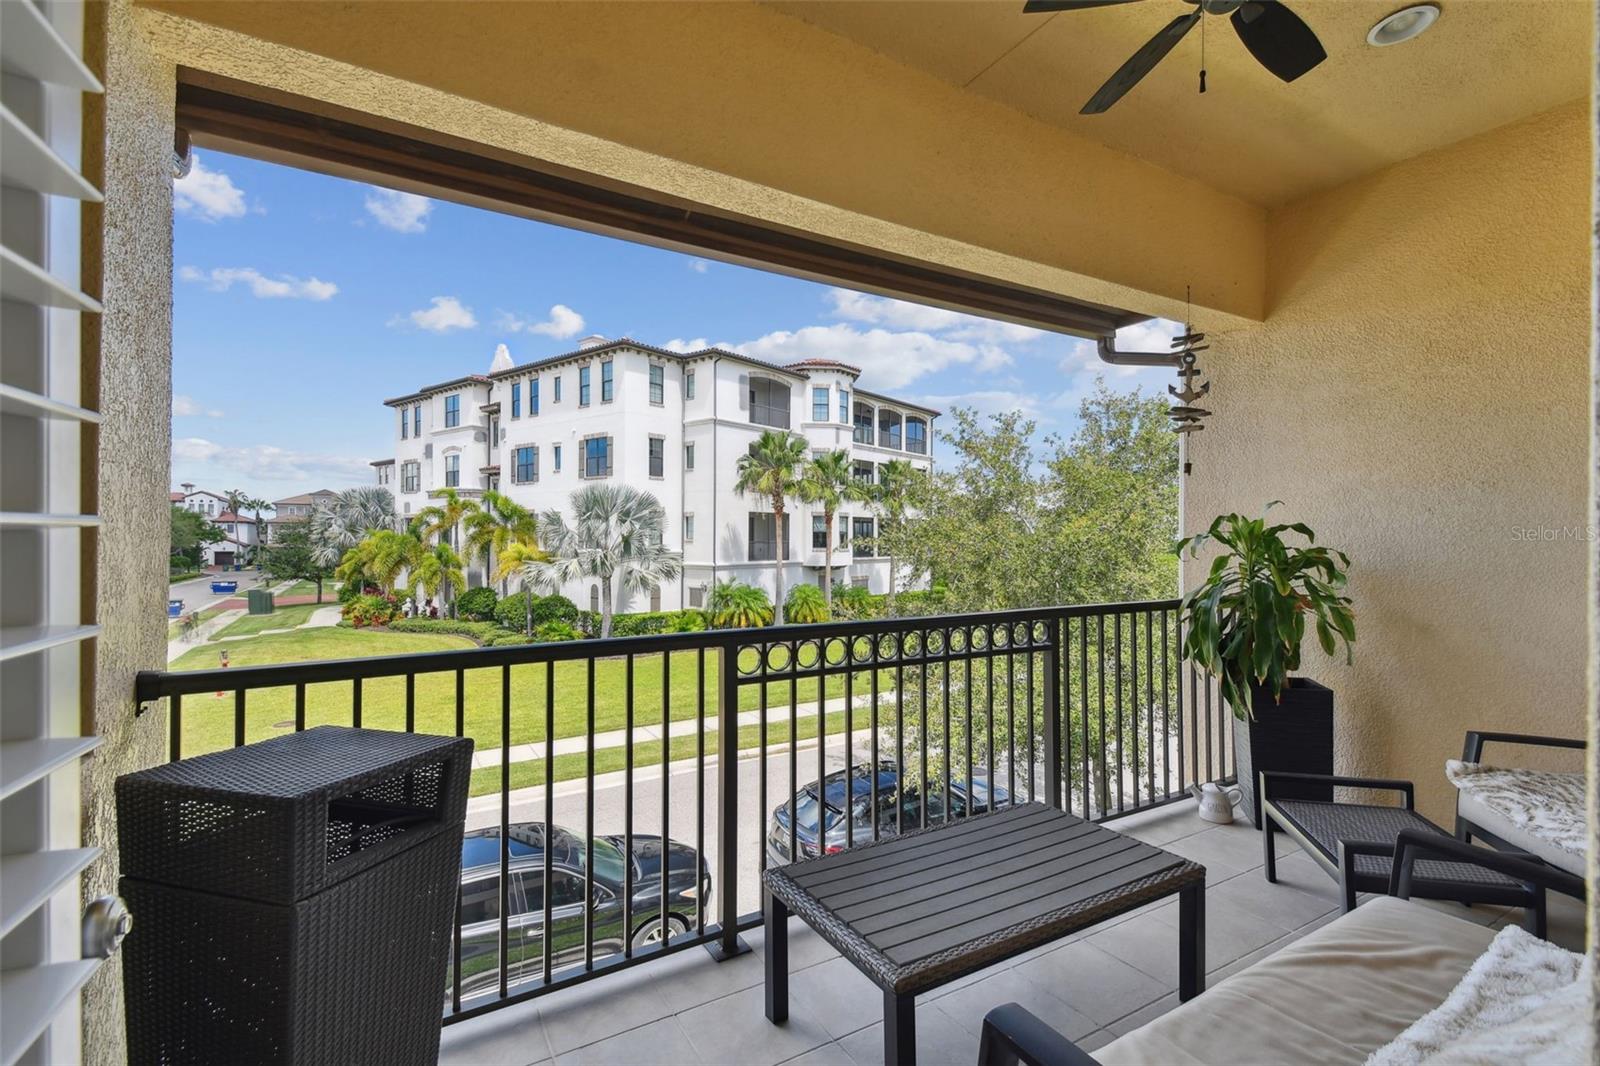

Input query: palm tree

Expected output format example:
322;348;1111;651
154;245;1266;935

798;449;864;616
494;541;550;635
309;487;396;599
243;496;271;561
224;491;271;564
464;490;541;596
522;484;681;638
415;487;482;615
707;579;773;628
872;459;920;617
735;430;809;625
335;528;422;593
408;541;467;608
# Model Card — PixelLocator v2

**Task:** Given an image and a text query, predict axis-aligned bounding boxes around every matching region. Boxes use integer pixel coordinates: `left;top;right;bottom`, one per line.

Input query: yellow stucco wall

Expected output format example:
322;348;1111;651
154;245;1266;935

1186;100;1592;822
133;0;1262;327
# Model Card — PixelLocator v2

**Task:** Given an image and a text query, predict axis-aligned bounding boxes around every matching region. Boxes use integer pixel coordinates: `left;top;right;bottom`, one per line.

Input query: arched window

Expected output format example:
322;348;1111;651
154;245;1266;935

853;401;875;444
906;417;928;455
590;586;600;613
878;409;902;449
749;377;791;429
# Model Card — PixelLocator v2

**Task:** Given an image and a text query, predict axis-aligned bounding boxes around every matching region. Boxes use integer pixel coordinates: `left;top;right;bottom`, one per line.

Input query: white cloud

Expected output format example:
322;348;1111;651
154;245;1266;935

173;438;374;483
172;394;224;418
397;296;478;332
826;288;1044;344
496;304;584;339
907;389;1045;420
688;259;710;274
364;187;433;233
662;338;712;353
178;266;338;301
174;154;248;222
732;323;991;391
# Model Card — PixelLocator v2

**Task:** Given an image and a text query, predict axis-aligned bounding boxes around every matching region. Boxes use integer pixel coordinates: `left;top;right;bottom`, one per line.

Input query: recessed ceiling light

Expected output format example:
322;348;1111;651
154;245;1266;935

1367;4;1440;47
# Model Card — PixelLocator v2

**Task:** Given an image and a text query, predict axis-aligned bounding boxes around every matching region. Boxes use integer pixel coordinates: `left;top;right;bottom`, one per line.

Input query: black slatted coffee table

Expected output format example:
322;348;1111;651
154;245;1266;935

761;802;1206;1066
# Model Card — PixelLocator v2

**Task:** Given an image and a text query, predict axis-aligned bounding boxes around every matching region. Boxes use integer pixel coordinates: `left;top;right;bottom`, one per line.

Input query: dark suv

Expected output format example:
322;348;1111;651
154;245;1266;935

450;823;710;1000
765;761;1013;865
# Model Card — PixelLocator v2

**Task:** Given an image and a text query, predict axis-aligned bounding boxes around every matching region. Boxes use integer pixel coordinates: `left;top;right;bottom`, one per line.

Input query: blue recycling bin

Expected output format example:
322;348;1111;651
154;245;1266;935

210;580;238;594
168;600;184;618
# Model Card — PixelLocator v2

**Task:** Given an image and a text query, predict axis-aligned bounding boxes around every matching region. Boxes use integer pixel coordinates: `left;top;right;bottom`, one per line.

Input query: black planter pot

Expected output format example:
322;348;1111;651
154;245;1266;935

1233;678;1334;829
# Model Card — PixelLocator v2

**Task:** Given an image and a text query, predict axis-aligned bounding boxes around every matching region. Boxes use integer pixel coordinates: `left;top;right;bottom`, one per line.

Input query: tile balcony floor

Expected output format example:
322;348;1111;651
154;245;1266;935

437;802;1586;1066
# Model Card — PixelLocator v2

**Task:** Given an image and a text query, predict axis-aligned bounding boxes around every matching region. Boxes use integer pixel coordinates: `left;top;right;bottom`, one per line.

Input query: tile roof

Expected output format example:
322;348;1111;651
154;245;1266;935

271;490;337;506
784;358;862;375
383;375;493;406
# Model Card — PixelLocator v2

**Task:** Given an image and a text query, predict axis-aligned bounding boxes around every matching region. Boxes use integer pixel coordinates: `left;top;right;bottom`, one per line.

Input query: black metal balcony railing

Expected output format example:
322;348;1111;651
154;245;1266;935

134;599;1230;1025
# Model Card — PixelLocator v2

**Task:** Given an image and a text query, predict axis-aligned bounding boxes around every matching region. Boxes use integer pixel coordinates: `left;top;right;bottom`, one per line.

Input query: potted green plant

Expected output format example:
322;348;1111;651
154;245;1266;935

1176;504;1355;828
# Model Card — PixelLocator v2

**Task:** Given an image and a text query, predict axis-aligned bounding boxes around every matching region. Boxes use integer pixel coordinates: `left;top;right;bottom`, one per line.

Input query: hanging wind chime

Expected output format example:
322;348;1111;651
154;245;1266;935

1094;287;1213;470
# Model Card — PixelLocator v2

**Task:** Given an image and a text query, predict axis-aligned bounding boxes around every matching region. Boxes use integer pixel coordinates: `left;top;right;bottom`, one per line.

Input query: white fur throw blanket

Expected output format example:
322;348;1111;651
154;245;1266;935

1365;924;1588;1066
1444;760;1586;860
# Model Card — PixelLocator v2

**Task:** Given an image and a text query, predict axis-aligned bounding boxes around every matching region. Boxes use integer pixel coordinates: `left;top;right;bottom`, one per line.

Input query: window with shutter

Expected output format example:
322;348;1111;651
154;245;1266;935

0;7;111;1061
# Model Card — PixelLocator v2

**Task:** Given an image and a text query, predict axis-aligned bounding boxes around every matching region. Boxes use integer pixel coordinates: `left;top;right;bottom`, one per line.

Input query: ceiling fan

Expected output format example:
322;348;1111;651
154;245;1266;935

1022;0;1327;115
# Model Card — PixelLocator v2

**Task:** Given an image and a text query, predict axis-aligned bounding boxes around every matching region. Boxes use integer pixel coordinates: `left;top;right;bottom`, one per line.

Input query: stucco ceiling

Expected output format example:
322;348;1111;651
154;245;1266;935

765;0;1590;207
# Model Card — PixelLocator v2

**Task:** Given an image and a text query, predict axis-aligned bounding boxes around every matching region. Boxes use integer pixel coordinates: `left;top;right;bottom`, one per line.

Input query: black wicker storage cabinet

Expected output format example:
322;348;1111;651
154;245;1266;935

116;726;473;1066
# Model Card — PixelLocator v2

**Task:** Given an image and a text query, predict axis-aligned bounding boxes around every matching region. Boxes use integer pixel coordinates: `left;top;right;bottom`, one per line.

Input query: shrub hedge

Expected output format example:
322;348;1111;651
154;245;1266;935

385;618;504;642
494;592;580;632
343;593;400;627
455;586;498;621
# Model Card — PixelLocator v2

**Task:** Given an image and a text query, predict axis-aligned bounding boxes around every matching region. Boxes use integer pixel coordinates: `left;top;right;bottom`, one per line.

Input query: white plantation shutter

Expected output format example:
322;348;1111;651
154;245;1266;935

0;3;106;1065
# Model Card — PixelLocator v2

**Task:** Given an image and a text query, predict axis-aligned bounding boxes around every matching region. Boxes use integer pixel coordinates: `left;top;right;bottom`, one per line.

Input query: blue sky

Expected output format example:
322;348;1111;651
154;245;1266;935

172;149;1177;502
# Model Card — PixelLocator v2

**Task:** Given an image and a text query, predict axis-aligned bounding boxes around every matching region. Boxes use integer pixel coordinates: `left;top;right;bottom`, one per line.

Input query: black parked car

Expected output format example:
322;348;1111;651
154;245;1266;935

449;823;710;1000
766;761;1013;865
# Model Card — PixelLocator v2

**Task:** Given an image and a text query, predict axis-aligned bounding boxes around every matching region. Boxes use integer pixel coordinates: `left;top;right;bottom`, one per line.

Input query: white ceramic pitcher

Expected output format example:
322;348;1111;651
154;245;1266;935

1189;782;1243;824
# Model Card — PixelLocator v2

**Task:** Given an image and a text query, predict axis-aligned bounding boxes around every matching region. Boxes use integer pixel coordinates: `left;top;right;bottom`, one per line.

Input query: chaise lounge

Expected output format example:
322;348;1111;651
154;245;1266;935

976;833;1585;1066
1451;730;1586;897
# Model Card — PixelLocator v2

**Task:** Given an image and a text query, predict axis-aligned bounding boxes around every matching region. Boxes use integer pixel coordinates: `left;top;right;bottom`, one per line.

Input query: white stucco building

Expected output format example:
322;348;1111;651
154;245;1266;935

169;484;259;567
380;337;935;613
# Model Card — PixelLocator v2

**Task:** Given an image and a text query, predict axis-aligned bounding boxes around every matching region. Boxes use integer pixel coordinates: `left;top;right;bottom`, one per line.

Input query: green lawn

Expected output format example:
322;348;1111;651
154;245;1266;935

470;707;854;797
208;603;322;641
169;626;893;762
279;578;336;601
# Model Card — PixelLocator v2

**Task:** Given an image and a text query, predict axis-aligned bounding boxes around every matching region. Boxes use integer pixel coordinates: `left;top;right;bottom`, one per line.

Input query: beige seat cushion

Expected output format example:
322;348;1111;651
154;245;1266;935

1094;897;1496;1066
1458;789;1584;877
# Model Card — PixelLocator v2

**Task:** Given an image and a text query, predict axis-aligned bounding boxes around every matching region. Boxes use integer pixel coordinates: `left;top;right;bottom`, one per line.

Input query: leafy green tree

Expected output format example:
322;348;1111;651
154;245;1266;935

170;505;224;567
882;381;1180;812
261;522;334;601
521;484;681;638
735;430;809;624
798;449;865;616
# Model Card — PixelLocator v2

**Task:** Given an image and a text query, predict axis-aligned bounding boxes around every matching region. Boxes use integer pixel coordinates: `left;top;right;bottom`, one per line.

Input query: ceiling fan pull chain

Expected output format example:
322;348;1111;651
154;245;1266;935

1199;13;1207;94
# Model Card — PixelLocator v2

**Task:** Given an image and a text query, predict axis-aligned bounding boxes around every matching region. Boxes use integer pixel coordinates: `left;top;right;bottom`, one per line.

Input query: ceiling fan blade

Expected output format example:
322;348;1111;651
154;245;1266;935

1230;1;1326;82
1023;0;1144;11
1080;11;1201;115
